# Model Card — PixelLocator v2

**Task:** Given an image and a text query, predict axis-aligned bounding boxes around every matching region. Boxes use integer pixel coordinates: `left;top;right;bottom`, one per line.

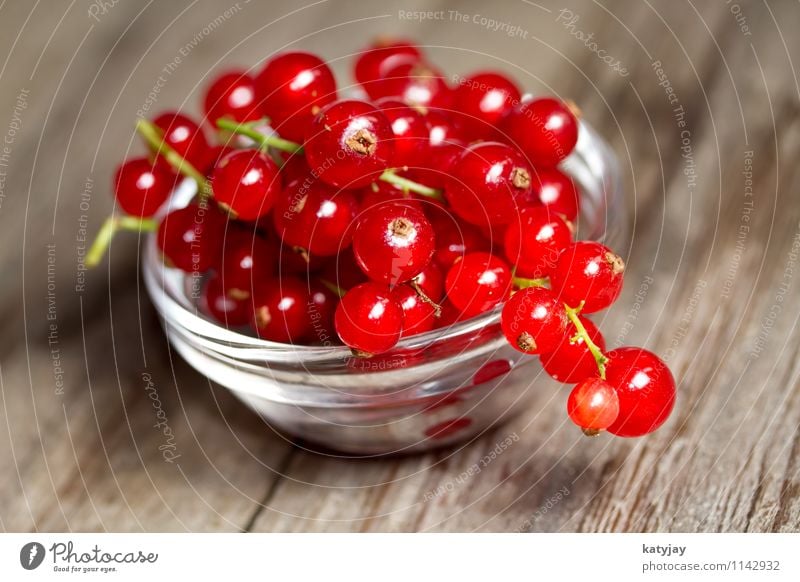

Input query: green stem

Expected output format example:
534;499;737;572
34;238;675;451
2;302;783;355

216;118;444;200
86;216;157;268
136;119;211;194
512;276;549;289
320;279;346;299
564;302;608;379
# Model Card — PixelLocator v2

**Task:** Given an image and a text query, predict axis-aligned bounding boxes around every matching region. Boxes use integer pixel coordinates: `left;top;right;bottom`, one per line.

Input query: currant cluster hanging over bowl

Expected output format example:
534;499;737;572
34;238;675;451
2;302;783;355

89;39;676;439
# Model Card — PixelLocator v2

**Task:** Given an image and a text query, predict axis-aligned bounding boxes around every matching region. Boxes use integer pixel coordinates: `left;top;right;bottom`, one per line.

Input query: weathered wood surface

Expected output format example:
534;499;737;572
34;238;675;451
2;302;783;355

0;0;798;532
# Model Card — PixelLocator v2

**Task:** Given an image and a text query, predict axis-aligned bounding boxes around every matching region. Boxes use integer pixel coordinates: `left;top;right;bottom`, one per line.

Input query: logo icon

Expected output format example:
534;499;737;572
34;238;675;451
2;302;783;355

20;542;45;570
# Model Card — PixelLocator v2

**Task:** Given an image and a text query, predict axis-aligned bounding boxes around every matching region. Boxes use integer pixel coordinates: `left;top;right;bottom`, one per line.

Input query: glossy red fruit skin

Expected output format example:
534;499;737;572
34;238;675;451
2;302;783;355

500;286;568;354
334;282;404;355
201;274;252;328
304;100;396;189
210;150;281;221
426;110;467;147
445;141;534;227
219;229;277;299
375;98;429;168
272;179;360;257
604;348;676;437
426;206;490;270
499;97;578;167
250;277;311;343
567;378;620;431
453;72;522;140
359;180;423;213
254;52;337;143
540;316;605;383
532;168;580;222
204;70;263;124
353;202;435;286
152;112;210;171
355;39;421;94
392;284;436;337
411;140;465;190
445;252;512;318
157;203;224;273
504;206;573;278
306;281;338;344
320;248;367;291
114;158;175;217
370;62;452;110
411;262;444;302
550;241;625;313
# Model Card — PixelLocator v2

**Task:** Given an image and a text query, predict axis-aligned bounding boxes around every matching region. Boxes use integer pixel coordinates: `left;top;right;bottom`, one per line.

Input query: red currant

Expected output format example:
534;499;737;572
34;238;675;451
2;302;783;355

540;316;605;383
427;206;490;270
305;100;396;189
113;158;175;217
375;98;429;168
604;348;676;437
392;284;436;337
426;110;467;147
504;206;573;279
334;282;404;355
371;62;452;110
250;276;311;343
410;140;465;190
499;97;578;167
272;179;360;257
567;378;620;432
411;262;445;301
204;70;263;124
306;281;338;344
445;141;533;227
500;286;568;353
359;180;423;213
201;274;251;328
445;252;512;317
355;39;421;95
152;112;210;171
219;228;277;299
353;201;435;286
453;72;521;140
320;248;367;291
157;202;224;273
254;52;337;142
551;241;625;313
532;168;580;222
210;149;281;220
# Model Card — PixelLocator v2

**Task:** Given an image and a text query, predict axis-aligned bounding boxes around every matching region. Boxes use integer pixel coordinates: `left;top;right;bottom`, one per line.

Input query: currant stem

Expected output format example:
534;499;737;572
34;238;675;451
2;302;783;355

563;302;609;380
320;279;347;299
135;119;211;195
85;215;158;268
216;118;444;200
512;276;549;289
410;280;442;317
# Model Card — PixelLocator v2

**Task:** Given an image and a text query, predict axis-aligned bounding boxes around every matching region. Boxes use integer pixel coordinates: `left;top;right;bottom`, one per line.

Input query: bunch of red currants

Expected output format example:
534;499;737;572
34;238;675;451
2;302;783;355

91;39;675;438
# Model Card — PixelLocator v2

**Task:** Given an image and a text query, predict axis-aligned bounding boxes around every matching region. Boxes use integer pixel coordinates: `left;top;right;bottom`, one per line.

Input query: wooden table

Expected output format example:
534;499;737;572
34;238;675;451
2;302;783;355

1;0;798;532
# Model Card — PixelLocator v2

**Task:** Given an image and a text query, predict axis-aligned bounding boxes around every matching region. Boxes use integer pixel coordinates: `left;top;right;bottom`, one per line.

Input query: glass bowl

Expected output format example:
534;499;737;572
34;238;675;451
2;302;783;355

142;120;624;455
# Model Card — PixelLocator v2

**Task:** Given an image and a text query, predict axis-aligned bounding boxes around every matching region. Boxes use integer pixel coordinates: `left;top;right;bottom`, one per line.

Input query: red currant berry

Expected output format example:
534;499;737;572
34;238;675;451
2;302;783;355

355;39;421;94
353;202;435;286
334;282;404;355
540;316;605;383
411;262;445;302
272;179;360;256
604;348;676;437
278;245;325;276
392;284;436;337
499;97;578;167
501;286;568;353
306;281;338;344
445;252;512;317
551;241;625;313
204;70;263;124
375;98;429;168
426;110;467;147
532;168;580;222
157;202;224;273
411;140;465;190
567;378;620;432
504;206;573;279
445;141;533;227
359;180;423;213
255;52;337;142
113;158;175;217
250;277;311;343
210;149;280;220
320;248;367;291
278;153;311;187
371;62;452;110
427;206;490;270
305;100;395;189
219;228;277;300
453;72;521;140
201;274;251;328
152;112;210;171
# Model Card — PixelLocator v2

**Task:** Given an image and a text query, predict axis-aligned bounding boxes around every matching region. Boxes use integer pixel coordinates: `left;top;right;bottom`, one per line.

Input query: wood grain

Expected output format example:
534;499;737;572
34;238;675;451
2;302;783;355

0;0;798;532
